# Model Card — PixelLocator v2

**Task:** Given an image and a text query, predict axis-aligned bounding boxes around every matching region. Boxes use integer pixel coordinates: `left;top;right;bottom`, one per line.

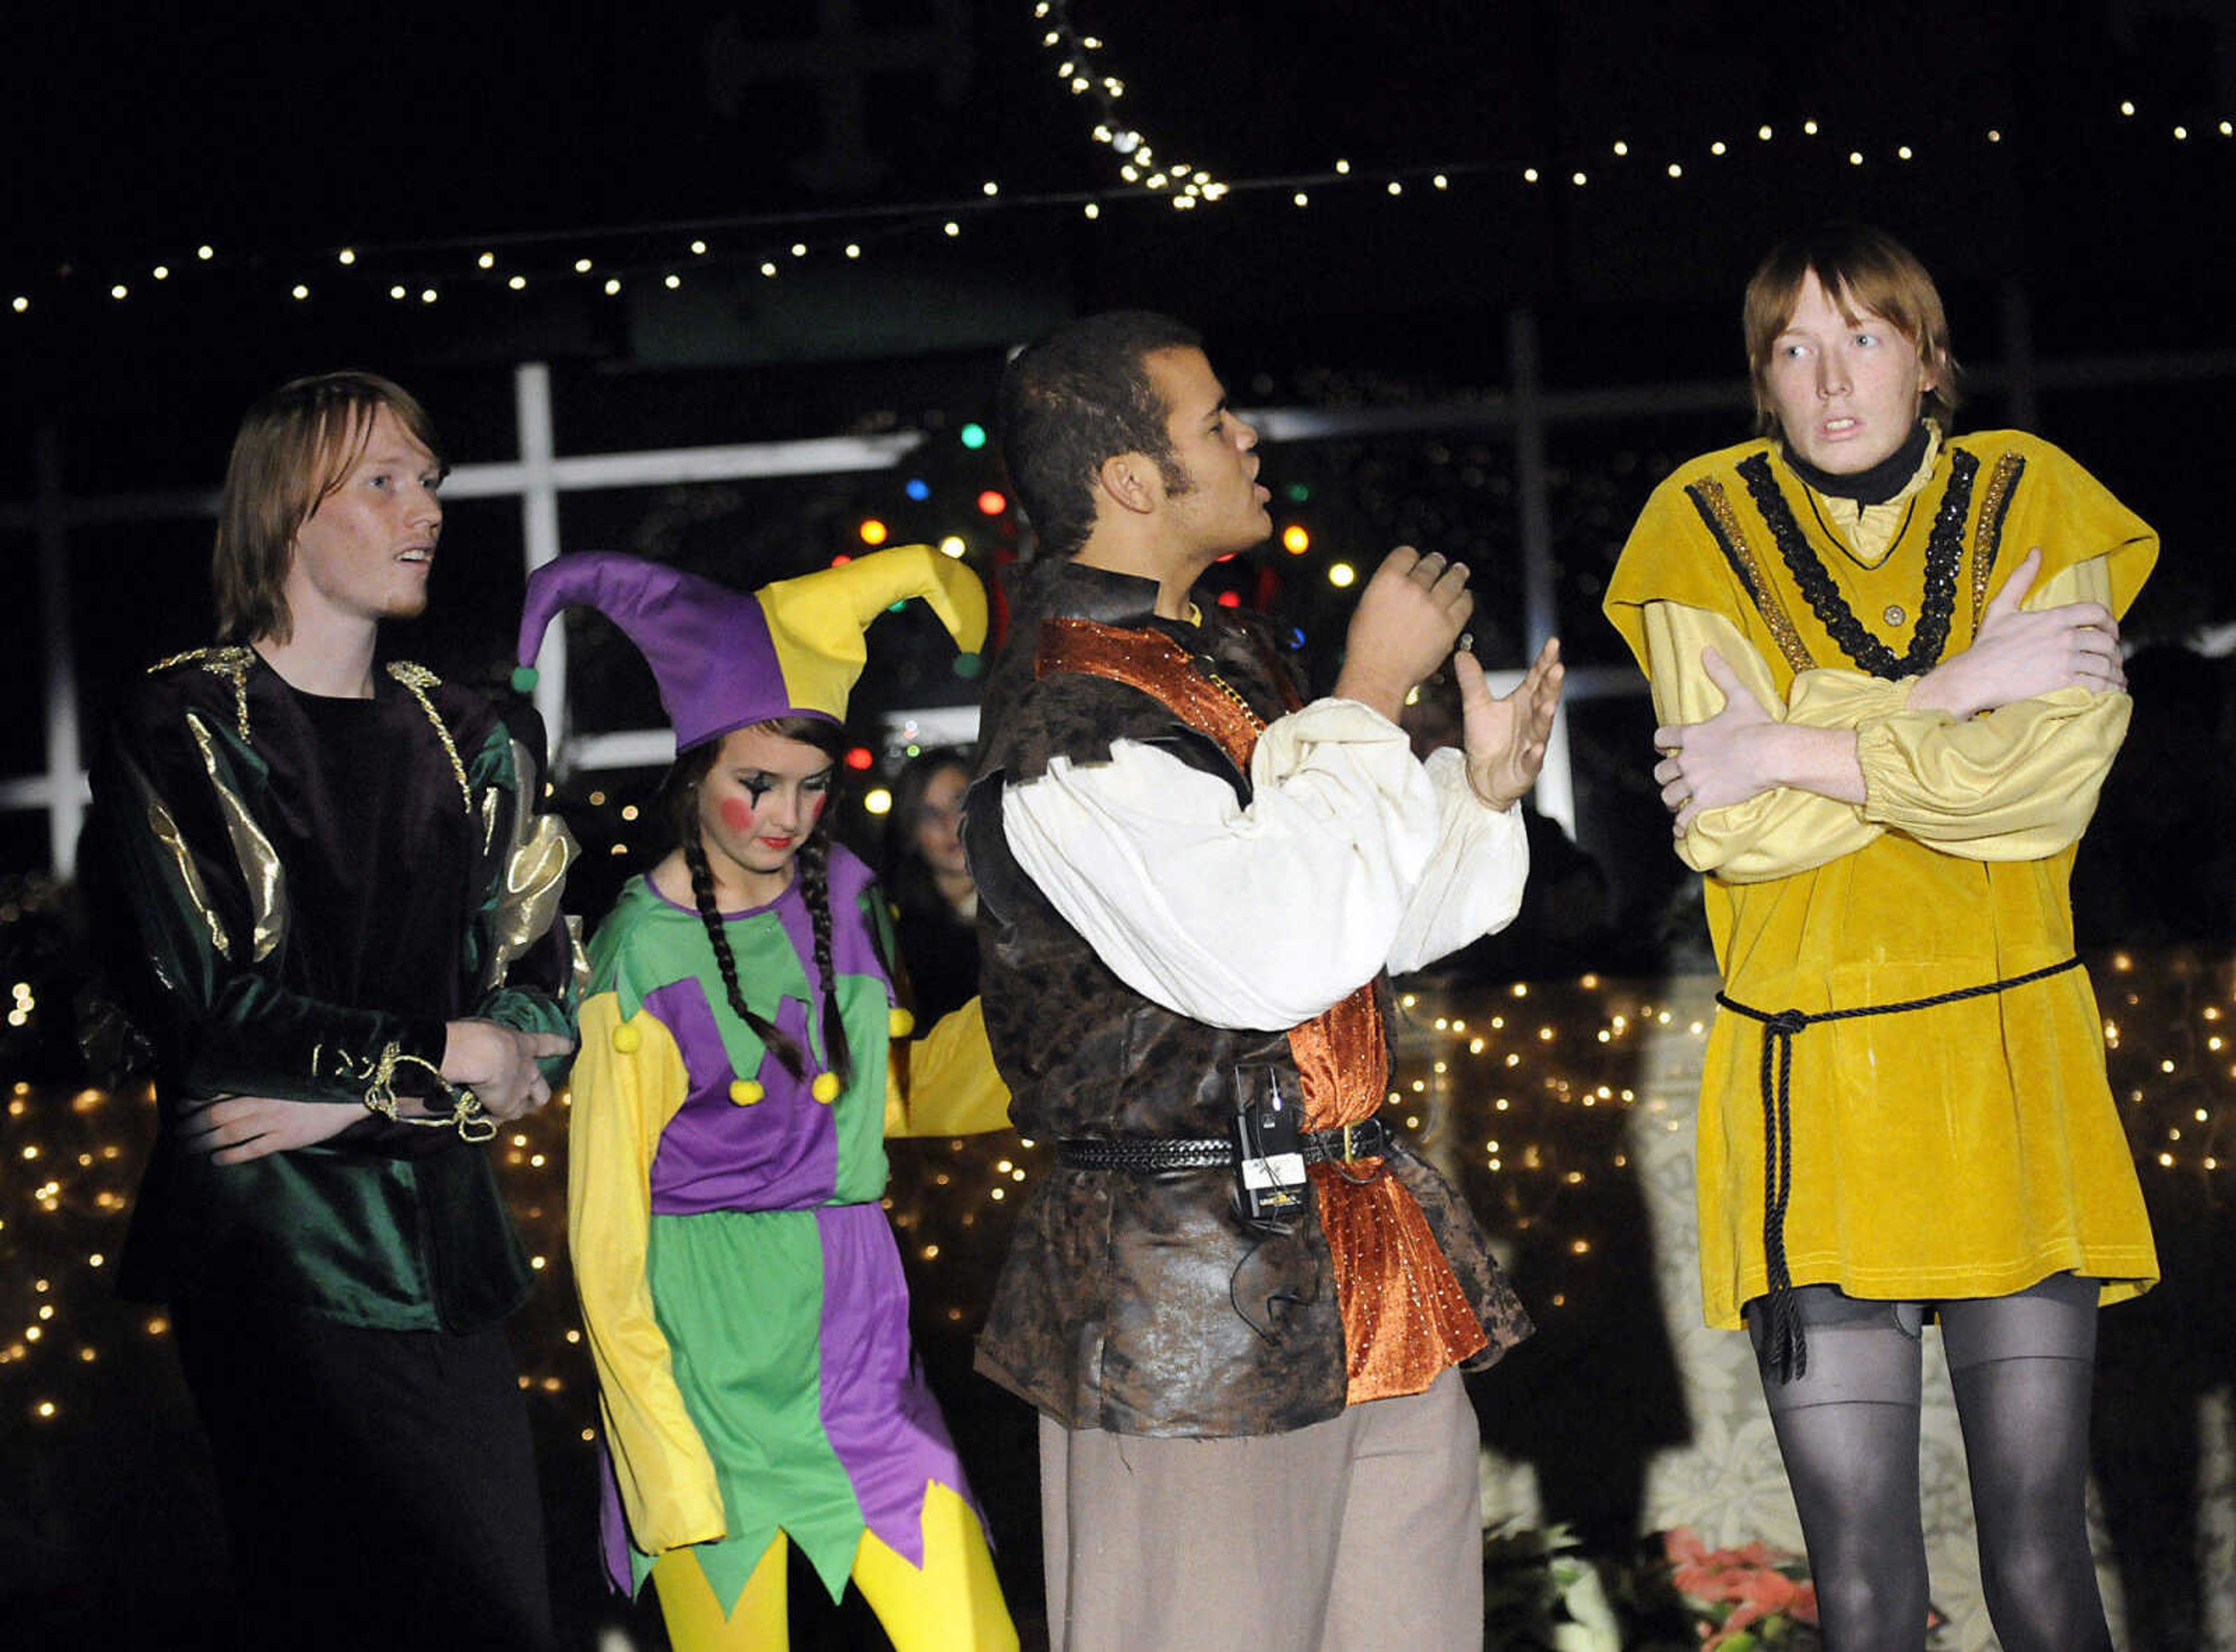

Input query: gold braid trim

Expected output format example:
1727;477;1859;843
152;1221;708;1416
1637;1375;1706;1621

352;1040;496;1143
1692;481;1814;674
149;645;256;741
384;662;473;816
1970;452;2026;628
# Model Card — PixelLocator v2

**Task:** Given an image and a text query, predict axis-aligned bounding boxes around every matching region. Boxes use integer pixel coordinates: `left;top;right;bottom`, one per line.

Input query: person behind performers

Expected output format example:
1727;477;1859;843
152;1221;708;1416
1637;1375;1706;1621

965;310;1564;1651
520;548;1018;1652
86;372;581;1649
885;746;980;1023
1604;224;2157;1652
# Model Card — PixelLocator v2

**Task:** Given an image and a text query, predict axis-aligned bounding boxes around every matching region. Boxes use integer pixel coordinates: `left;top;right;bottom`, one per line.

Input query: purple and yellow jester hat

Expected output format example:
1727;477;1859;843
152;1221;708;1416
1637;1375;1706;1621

513;544;987;752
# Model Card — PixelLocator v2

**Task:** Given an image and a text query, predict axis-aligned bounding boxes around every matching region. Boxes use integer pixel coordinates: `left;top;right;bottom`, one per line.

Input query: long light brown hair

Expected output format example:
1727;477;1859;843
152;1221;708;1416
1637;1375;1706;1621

213;372;442;643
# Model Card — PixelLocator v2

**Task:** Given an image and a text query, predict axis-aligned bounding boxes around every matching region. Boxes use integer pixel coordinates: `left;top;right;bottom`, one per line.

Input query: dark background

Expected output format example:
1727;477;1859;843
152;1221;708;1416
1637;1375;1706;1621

6;0;2233;903
5;4;2235;1647
5;1;2229;508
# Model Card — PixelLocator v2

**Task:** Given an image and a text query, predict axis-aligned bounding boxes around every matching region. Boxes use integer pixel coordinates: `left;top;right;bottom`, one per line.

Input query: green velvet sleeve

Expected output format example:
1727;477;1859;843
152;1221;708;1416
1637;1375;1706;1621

456;714;582;1078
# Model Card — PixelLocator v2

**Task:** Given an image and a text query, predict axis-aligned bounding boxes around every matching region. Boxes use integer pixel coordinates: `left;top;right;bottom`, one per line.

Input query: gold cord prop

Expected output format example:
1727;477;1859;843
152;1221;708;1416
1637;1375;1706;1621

355;1041;496;1144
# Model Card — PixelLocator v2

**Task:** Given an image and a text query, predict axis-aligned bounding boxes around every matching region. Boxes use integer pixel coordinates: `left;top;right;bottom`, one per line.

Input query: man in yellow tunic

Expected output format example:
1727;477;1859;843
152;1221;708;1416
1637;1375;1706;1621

1605;225;2156;1652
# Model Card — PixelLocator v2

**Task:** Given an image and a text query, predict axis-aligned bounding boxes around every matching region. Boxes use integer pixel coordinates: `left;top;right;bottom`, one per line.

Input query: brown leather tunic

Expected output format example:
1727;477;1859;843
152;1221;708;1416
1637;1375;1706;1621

967;560;1530;1437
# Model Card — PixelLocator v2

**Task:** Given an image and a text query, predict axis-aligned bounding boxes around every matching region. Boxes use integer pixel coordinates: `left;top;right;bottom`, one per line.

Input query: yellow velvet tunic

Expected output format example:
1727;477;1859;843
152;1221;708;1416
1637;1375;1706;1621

1605;430;2161;1328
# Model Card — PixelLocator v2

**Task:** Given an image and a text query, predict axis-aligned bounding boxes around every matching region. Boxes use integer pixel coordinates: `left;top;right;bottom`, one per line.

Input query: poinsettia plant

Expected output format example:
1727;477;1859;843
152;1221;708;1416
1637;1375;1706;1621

1480;1524;1942;1650
1660;1528;1950;1650
1662;1528;1819;1649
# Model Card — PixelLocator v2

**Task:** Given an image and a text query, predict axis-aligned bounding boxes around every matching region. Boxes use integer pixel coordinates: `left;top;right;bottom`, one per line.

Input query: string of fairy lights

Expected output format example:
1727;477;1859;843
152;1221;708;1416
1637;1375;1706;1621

5;19;2230;331
5;958;2231;1434
1029;0;1230;207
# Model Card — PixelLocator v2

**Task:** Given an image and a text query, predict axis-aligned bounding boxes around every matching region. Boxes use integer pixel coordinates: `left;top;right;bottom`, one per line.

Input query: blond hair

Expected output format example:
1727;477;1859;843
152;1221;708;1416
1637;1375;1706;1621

213;372;441;643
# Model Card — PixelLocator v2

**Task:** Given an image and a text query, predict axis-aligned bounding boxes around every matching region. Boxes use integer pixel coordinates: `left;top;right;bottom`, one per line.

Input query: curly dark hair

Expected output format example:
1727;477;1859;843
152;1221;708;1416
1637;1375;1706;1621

998;309;1204;558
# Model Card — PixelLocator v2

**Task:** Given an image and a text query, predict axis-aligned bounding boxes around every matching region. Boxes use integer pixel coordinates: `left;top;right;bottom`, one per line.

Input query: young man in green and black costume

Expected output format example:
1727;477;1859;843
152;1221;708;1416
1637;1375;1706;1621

89;372;580;1650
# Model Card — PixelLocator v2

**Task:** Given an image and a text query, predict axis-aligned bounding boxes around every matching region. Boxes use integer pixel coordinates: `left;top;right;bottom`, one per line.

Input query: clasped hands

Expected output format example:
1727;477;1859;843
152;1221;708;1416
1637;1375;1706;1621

179;1020;575;1165
1334;545;1565;811
1652;546;2125;834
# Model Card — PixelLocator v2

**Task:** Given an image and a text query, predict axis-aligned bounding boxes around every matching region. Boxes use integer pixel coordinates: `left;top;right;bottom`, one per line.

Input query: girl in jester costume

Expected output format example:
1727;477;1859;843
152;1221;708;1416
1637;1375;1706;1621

518;545;1018;1651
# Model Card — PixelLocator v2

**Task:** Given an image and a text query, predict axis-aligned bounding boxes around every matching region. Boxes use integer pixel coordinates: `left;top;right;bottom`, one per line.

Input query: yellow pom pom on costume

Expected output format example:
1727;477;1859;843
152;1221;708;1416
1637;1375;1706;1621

728;1078;765;1106
611;1023;642;1054
888;1006;915;1038
811;1072;842;1105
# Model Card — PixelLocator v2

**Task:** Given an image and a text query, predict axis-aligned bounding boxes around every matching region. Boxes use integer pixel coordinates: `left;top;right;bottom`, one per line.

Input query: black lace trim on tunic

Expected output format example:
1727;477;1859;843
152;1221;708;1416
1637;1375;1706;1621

1736;448;1979;681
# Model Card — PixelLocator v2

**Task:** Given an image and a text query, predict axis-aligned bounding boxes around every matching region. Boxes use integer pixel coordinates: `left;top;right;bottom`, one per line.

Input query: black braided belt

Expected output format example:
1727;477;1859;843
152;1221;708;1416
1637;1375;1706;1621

1717;955;2082;1384
1056;1116;1396;1173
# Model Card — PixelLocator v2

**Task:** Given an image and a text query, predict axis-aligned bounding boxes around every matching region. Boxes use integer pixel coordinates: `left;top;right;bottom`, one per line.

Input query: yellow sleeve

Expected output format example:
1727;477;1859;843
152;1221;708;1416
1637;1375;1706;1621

883;995;1015;1138
567;992;727;1555
1643;601;1892;882
1858;556;2131;859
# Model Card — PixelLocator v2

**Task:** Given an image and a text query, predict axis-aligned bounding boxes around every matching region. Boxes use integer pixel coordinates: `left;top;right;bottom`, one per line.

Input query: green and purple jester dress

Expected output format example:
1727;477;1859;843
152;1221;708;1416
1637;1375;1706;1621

568;842;1007;1612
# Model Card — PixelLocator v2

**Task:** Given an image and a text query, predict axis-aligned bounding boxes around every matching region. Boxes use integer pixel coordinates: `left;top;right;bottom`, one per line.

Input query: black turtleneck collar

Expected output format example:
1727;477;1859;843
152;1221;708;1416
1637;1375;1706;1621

1782;419;1933;507
1010;556;1174;630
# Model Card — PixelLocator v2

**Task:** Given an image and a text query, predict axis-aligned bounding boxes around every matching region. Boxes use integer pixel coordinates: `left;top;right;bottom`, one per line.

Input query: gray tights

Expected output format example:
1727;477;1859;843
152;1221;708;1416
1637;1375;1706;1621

1746;1274;2113;1652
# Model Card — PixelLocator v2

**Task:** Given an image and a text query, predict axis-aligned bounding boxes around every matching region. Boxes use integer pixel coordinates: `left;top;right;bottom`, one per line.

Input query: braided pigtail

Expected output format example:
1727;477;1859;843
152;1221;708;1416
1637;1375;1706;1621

796;832;854;1091
681;829;808;1079
663;714;853;1089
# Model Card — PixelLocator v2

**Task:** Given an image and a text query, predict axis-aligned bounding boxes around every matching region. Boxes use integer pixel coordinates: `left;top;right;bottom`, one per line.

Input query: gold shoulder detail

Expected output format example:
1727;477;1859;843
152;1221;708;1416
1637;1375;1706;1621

384;661;473;816
385;659;442;690
148;646;256;741
147;643;255;675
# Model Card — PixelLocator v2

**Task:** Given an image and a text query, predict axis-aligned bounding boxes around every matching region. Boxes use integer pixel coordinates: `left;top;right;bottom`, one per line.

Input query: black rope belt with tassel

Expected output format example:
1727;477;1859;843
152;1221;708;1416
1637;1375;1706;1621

1715;954;2083;1384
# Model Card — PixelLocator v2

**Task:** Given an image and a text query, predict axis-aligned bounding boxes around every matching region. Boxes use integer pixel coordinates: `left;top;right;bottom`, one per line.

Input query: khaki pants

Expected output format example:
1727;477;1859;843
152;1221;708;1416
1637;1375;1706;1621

1039;1367;1482;1651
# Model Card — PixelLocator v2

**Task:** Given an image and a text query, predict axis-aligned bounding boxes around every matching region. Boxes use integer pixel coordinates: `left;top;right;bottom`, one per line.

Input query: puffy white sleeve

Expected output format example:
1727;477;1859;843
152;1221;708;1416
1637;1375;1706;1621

999;697;1529;1030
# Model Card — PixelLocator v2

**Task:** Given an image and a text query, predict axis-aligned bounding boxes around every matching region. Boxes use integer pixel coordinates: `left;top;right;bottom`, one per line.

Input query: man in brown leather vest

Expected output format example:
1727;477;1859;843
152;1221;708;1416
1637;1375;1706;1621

967;312;1563;1649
